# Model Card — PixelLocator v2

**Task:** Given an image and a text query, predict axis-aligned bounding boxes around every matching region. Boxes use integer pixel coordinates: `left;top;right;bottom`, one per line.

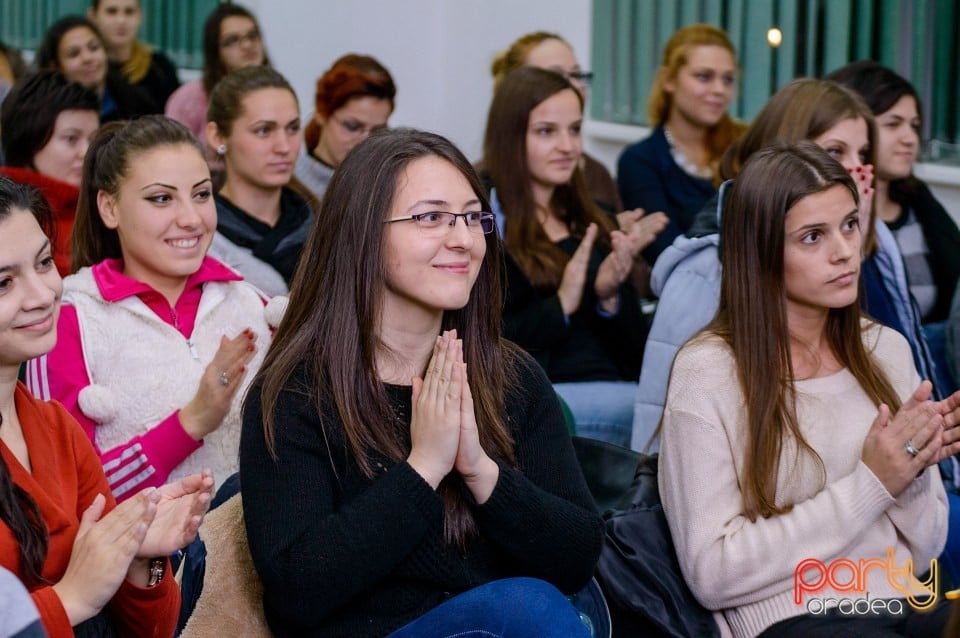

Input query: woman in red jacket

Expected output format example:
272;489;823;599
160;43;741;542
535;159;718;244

0;176;213;637
0;71;99;275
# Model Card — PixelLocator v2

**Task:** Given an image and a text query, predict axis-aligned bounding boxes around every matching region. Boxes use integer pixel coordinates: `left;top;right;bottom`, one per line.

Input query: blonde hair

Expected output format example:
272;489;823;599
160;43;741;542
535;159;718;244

491;31;564;90
123;40;152;83
649;23;745;182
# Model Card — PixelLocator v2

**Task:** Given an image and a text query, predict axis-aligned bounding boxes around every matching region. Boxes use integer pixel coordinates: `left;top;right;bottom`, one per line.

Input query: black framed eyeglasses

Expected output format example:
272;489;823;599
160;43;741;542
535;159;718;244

564;70;594;85
385;211;496;236
221;28;261;49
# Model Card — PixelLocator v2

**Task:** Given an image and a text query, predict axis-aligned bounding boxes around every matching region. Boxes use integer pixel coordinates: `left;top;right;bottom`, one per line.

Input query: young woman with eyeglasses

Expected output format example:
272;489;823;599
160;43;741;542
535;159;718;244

482;66;654;447
87;0;180;114
165;4;269;159
0;176;213;637
659;142;959;638
25;115;276;505
205;66;314;296
617;23;746;262
294;53;396;203
240;127;602;636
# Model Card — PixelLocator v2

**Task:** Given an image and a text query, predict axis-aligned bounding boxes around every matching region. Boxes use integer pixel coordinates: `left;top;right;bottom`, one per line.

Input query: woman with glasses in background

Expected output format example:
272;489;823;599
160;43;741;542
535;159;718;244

294;53;396;203
165;3;269;169
240;126;602;637
617;23;746;263
482;67;655;447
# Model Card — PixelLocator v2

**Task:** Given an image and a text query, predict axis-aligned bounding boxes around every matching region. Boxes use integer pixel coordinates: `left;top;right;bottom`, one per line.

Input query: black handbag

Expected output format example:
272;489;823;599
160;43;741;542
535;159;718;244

572;437;720;638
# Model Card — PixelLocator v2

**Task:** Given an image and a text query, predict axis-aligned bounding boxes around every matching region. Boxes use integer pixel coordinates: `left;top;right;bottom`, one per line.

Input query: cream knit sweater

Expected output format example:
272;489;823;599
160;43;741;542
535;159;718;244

659;322;947;638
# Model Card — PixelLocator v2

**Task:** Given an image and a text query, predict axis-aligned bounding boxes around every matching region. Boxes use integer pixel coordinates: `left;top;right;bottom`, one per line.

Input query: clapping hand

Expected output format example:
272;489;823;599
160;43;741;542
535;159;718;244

862;381;943;497
137;469;214;558
931;389;960;463
557;223;598;316
849;164;875;241
616;208;669;259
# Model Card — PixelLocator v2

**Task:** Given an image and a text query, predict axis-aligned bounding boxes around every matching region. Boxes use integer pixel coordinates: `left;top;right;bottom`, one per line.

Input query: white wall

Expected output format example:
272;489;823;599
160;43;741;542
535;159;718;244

243;0;592;162
243;0;960;221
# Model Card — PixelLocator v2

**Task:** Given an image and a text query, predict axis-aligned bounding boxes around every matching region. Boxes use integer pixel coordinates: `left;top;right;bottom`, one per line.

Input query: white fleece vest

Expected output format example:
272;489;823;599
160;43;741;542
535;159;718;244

64;268;272;487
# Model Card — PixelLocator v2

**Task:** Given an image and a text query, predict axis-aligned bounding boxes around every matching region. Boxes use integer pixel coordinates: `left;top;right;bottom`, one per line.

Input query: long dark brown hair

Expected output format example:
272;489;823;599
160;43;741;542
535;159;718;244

254;128;516;546
0;177;54;585
482;66;614;289
71;115;205;272
713;142;901;520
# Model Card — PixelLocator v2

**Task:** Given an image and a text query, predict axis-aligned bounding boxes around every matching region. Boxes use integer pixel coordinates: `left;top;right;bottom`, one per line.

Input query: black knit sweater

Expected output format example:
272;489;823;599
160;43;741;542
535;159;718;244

239;348;603;637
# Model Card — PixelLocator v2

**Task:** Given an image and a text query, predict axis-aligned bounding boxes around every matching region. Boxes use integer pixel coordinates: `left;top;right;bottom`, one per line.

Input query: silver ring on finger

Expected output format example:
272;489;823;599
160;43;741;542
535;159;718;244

219;371;229;387
905;439;920;457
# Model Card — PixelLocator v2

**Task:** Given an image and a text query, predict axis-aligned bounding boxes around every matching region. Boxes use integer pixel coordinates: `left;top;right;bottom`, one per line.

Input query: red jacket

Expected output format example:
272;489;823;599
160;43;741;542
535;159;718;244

0;166;79;276
0;383;179;637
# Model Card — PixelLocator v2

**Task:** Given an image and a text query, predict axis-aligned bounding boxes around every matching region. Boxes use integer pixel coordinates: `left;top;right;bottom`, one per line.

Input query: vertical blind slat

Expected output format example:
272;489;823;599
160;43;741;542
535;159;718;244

0;0;216;70
591;0;960;146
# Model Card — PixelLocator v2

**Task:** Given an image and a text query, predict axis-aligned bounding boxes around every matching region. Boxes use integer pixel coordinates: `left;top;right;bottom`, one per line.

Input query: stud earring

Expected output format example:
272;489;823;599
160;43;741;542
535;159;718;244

217;144;227;156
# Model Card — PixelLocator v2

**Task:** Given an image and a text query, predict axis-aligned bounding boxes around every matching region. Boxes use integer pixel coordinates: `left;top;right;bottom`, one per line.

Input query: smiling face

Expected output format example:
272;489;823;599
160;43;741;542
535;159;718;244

875;95;920;182
212;87;301;190
525;88;582;197
57;26;107;92
96;144;215;300
0;208;62;369
315;95;392;167
31;109;99;187
665;44;736;130
383;156;487;326
89;0;142;54
783;184;861;323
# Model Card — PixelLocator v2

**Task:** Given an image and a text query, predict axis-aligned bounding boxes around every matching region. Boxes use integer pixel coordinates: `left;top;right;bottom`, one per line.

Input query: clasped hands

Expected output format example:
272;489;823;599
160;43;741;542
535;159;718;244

558;210;668;316
407;330;499;504
862;380;960;497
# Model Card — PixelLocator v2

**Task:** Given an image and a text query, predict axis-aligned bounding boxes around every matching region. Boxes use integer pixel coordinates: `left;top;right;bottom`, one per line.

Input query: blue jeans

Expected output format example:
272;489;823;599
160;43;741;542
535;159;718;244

554;381;636;448
387;577;591;638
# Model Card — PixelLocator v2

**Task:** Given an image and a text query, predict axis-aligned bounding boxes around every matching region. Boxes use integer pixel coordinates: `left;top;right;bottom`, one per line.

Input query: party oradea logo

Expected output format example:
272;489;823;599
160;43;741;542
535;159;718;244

793;547;960;616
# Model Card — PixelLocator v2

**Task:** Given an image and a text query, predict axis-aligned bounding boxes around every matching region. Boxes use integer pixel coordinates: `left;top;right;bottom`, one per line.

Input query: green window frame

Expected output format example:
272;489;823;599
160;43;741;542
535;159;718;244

1;0;219;69
591;0;960;157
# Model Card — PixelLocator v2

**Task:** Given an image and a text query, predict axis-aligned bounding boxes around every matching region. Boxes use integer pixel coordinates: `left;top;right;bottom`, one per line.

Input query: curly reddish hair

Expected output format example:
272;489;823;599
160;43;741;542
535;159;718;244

303;54;396;151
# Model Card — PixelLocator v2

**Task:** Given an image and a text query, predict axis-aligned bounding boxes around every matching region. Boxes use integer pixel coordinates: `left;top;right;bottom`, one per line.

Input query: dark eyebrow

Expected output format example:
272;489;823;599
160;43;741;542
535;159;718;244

0;239;50;273
789;209;859;234
405;198;482;213
139;178;212;192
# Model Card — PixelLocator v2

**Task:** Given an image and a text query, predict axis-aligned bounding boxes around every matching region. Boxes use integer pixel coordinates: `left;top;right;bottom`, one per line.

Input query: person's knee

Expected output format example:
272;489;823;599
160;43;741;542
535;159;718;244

490;578;587;634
